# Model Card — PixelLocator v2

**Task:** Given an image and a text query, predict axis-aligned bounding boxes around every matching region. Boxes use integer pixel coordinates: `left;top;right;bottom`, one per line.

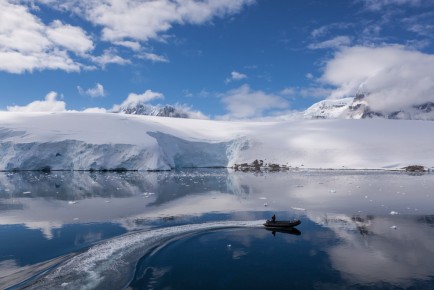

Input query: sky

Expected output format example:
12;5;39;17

1;0;434;119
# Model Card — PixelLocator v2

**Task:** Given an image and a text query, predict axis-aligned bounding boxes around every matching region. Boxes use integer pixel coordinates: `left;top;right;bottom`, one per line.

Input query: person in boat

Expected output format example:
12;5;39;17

271;214;276;223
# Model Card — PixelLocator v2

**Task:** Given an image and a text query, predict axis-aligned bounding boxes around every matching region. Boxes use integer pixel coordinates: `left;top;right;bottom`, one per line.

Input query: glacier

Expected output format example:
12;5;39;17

0;111;434;171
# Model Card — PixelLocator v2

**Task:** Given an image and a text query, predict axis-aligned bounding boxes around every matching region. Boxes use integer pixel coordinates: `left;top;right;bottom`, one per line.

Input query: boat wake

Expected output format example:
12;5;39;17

23;220;263;290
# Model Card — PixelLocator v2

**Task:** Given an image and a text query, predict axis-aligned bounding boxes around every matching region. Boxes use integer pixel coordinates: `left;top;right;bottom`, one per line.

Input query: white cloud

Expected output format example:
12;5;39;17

82;107;108;113
0;0;93;73
139;52;169;63
114;40;142;51
89;49;130;67
77;83;105;98
321;45;434;112
112;90;164;111
311;22;353;38
308;36;352;50
1;0;254;73
220;84;289;118
46;20;94;54
225;71;248;83
170;103;209;119
281;87;333;99
7;91;66;112
33;0;255;43
360;0;424;11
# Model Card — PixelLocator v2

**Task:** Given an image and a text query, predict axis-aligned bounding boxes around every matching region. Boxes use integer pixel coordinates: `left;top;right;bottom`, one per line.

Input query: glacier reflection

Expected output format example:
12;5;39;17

0;169;434;288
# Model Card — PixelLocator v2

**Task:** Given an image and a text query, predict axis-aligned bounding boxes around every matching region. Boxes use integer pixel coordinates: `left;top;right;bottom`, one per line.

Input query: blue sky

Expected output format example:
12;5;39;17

1;0;434;119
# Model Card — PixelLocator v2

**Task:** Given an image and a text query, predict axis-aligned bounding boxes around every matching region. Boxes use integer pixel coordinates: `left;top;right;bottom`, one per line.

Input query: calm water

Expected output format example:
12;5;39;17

0;170;433;289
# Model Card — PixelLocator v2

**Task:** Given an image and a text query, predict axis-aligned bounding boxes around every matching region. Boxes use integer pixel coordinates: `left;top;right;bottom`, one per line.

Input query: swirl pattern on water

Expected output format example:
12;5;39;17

25;221;263;290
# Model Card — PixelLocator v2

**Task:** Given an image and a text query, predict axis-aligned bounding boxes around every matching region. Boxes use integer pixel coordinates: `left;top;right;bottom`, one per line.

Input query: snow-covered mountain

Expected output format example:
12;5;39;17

1;111;433;171
304;93;434;121
303;98;353;119
113;103;206;119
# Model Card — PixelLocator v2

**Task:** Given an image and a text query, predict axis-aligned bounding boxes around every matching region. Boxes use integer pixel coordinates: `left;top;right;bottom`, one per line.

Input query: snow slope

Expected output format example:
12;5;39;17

0;111;433;170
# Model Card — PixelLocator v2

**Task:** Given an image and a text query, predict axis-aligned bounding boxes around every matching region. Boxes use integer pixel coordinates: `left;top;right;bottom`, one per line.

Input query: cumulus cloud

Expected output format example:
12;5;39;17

83;0;254;43
220;84;289;119
82;107;108;113
0;0;93;73
7;91;66;112
1;0;254;73
46;20;94;54
321;45;434;112
89;48;131;68
225;71;248;83
112;89;164;111
28;0;255;43
77;83;105;98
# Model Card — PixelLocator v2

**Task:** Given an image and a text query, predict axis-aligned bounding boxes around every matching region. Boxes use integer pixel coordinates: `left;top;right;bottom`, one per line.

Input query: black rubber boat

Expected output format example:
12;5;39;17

263;219;301;229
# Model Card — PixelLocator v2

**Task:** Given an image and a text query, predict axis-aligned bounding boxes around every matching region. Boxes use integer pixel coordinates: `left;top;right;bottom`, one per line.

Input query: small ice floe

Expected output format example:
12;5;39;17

364;195;368;199
22;191;31;194
390;225;398;230
227;244;232;248
73;218;79;221
329;189;336;193
68;201;78;205
296;185;304;188
264;203;268;207
390;211;399;215
61;282;69;287
105;200;111;203
259;197;267;200
292;207;306;211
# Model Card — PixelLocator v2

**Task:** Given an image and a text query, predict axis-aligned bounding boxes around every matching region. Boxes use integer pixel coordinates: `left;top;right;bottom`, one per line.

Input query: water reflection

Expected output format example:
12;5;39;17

130;217;434;289
0;170;434;289
312;213;434;286
265;227;302;236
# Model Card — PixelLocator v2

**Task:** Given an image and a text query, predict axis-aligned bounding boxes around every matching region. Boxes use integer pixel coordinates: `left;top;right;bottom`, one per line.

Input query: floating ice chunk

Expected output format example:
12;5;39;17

105;200;111;203
296;185;304;188
390;225;397;230
73;218;79;221
264;203;268;207
390;211;399;215
23;191;31;194
259;197;267;200
227;244;232;248
68;201;78;205
329;189;336;193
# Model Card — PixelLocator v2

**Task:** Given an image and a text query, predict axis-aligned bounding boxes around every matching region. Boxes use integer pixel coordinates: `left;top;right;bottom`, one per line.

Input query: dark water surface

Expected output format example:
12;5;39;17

0;170;433;289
